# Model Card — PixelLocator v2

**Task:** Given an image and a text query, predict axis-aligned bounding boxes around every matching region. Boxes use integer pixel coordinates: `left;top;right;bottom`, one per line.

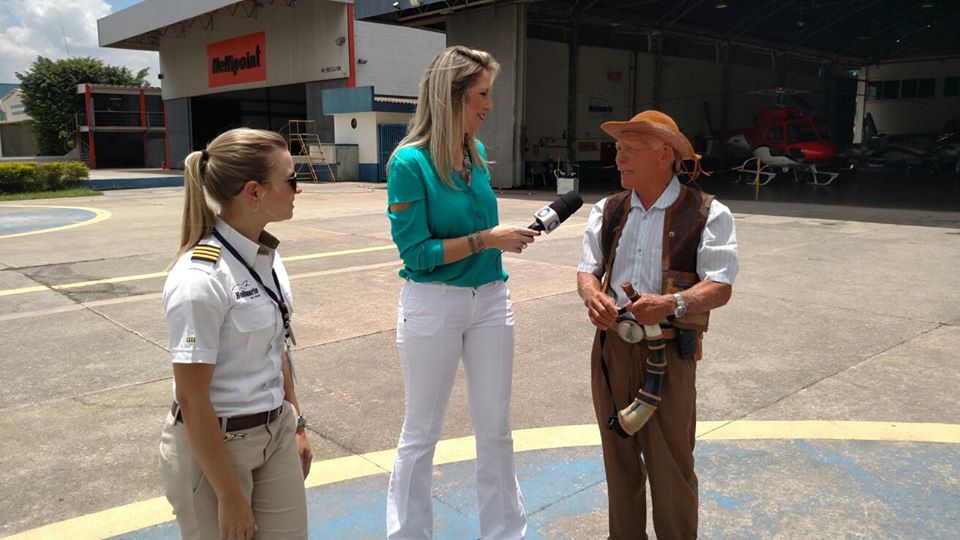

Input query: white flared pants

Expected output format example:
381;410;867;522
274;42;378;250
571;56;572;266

386;280;527;539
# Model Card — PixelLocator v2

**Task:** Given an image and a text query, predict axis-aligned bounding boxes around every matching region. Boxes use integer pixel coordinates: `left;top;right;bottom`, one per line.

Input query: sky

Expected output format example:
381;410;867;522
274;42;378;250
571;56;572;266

0;0;160;86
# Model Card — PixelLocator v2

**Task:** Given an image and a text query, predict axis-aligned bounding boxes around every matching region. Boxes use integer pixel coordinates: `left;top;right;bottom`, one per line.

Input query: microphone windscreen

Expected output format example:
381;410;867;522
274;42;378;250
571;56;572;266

549;191;584;223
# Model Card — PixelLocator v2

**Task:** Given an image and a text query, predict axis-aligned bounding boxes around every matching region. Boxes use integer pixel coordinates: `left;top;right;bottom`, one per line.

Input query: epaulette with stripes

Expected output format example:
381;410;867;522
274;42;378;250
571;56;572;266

191;244;221;264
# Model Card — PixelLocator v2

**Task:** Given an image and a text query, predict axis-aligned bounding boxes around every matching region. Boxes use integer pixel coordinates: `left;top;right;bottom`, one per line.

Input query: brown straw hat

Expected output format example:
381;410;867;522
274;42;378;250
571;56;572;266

601;110;705;179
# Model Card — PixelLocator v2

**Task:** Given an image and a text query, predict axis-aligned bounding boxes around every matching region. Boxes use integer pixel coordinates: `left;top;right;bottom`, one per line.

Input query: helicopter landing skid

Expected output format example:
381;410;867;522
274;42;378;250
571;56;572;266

733;157;776;186
794;165;839;186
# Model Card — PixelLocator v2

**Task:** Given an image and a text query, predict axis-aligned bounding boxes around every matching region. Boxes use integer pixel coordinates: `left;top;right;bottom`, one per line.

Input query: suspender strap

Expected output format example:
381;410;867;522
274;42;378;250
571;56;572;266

597;330;630;438
600;191;632;295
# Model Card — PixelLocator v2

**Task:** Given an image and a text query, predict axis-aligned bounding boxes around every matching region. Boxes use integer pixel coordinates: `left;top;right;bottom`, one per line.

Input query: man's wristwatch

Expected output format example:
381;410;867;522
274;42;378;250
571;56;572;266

673;293;687;318
296;413;307;432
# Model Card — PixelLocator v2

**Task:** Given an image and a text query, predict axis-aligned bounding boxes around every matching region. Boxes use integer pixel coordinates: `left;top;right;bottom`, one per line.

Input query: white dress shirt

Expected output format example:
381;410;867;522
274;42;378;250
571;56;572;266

162;218;293;417
578;177;739;306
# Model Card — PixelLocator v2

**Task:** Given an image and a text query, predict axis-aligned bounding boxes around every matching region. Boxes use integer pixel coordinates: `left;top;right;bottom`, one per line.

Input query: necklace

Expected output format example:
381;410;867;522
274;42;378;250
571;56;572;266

457;145;473;185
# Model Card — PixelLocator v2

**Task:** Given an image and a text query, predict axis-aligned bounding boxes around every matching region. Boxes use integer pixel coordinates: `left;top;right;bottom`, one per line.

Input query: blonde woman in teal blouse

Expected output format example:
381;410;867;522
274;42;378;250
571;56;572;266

385;46;538;540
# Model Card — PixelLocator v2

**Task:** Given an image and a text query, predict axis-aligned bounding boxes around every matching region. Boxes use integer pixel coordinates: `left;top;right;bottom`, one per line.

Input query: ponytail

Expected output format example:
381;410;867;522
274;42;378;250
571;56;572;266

173;151;217;263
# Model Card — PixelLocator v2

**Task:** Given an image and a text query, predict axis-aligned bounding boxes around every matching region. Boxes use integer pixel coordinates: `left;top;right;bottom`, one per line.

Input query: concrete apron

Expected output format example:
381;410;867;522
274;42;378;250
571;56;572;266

1;181;958;539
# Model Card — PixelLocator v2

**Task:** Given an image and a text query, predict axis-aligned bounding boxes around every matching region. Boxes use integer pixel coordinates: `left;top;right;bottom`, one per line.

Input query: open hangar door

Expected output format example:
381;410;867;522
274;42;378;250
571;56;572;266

519;0;959;209
190;83;307;149
367;0;959;210
521;28;859;190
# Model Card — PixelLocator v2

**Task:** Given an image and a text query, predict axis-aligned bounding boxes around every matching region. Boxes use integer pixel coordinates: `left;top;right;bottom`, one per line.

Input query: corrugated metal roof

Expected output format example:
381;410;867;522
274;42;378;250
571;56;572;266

374;96;417;105
98;0;239;49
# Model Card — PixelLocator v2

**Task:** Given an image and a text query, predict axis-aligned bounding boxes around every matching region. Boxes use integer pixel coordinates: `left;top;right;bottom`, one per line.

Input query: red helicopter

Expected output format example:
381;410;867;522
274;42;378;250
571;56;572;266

723;87;839;185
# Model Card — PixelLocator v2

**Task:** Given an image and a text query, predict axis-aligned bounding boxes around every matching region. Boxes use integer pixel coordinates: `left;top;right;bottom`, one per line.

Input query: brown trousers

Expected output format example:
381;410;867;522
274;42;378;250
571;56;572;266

591;329;698;540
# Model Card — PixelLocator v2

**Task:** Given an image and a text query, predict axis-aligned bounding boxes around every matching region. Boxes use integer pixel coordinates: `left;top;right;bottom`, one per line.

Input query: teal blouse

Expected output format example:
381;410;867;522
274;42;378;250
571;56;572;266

386;142;507;287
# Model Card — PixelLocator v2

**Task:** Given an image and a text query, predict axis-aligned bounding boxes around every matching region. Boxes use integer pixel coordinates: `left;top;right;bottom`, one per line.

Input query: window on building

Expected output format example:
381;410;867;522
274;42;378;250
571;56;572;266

944;76;959;97
868;78;936;100
900;79;918;99
881;80;900;100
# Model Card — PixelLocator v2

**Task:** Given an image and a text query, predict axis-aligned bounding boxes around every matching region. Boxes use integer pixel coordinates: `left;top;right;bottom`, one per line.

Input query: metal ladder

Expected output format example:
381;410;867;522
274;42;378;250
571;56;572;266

287;120;336;183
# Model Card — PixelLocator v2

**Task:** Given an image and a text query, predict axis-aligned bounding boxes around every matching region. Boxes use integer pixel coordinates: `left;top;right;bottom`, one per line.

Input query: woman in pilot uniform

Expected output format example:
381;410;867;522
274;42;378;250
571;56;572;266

159;128;311;540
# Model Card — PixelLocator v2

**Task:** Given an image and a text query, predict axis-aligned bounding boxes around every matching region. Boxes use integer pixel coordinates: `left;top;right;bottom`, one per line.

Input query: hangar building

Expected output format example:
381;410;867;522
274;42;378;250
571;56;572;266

101;1;959;192
98;0;443;179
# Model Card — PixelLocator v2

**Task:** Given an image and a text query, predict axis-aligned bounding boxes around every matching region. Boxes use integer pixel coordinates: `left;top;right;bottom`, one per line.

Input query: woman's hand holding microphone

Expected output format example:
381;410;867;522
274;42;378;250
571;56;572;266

483;225;539;253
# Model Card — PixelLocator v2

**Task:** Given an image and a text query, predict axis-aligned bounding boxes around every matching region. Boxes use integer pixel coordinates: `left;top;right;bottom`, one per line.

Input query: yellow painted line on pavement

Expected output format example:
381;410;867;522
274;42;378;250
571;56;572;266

284;244;395;262
0;205;111;239
0;245;396;298
6;421;958;540
0;271;169;298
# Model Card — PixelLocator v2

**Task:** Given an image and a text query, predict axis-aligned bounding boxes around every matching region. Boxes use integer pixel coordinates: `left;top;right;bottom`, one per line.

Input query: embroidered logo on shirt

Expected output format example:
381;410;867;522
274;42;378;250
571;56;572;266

232;280;260;300
234;287;260;300
185;336;196;343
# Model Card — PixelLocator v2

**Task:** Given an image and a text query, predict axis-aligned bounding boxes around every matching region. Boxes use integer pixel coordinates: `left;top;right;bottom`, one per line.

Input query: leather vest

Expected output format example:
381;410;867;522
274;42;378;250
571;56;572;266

600;185;714;332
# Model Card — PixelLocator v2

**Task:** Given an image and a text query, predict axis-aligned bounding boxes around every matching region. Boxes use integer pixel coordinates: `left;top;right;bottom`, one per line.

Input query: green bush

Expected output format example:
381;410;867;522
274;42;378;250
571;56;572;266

0;162;39;193
0;161;89;194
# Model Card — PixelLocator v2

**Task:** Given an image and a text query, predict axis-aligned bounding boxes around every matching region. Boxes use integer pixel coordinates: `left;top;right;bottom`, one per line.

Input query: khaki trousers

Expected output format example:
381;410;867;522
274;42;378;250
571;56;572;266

591;330;698;540
159;403;307;540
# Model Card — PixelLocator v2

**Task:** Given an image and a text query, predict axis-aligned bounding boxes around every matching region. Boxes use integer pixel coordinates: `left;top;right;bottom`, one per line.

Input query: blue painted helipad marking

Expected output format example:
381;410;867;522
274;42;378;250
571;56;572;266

109;440;960;539
0;206;97;235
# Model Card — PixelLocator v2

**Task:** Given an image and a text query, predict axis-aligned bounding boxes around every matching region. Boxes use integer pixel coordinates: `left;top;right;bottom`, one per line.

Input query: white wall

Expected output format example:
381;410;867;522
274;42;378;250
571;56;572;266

524;38;568;163
158;1;349;100
524;39;816;162
333;111;411;164
861;57;960;136
0;90;30;123
575;46;633;162
355;22;445;97
448;4;526;189
660;56;722;138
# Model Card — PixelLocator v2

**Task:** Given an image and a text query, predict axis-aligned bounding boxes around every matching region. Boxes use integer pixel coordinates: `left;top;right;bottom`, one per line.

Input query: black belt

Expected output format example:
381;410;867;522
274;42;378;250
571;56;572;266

171;402;283;432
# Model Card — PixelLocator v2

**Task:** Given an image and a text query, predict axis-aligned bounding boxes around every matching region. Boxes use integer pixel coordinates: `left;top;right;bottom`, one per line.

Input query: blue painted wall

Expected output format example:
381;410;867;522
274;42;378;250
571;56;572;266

358;163;379;182
322;86;415;114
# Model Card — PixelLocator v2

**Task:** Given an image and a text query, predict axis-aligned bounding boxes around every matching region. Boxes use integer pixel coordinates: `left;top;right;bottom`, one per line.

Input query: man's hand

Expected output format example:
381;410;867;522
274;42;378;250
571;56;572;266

585;290;619;330
625;294;674;325
296;430;313;479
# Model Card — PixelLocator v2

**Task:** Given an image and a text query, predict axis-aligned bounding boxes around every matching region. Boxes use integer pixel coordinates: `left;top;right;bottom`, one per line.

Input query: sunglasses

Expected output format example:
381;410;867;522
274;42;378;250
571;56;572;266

287;172;298;190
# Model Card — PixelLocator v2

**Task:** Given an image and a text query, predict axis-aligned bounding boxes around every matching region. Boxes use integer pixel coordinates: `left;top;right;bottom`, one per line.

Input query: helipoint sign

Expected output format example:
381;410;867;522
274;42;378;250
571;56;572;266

207;32;267;88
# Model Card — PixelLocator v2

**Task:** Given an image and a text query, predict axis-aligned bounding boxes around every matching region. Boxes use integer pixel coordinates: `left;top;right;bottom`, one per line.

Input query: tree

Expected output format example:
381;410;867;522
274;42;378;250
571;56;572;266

16;57;149;155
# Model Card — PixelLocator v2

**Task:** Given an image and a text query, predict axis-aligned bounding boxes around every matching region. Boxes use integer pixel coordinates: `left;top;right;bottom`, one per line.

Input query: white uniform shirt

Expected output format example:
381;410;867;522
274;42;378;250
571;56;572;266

578;177;739;306
162;218;293;417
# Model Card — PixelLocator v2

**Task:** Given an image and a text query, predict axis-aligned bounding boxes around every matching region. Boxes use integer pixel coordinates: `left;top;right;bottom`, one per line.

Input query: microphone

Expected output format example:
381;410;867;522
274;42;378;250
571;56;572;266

528;191;584;233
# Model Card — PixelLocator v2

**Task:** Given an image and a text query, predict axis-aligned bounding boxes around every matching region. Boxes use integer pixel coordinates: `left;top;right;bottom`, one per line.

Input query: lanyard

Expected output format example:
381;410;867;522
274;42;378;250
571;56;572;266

212;230;296;346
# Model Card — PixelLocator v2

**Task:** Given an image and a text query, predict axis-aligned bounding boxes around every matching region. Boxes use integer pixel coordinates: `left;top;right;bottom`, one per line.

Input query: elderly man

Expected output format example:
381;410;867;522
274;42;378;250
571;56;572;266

577;110;739;539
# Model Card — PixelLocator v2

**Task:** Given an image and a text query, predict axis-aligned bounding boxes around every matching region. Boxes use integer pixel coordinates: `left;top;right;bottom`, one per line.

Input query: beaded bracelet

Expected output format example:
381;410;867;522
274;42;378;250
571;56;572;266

475;231;486;252
467;233;478;254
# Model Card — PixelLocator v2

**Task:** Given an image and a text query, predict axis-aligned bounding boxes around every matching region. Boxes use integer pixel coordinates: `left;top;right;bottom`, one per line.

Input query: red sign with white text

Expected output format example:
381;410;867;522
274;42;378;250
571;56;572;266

207;32;266;88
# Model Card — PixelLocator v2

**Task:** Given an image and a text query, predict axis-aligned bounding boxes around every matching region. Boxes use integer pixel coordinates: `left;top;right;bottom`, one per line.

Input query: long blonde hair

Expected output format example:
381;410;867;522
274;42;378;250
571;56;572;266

389;45;500;187
176;127;288;261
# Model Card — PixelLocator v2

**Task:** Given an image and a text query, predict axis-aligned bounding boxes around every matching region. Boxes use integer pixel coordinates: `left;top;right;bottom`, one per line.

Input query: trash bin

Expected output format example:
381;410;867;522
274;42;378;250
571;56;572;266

556;172;579;195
